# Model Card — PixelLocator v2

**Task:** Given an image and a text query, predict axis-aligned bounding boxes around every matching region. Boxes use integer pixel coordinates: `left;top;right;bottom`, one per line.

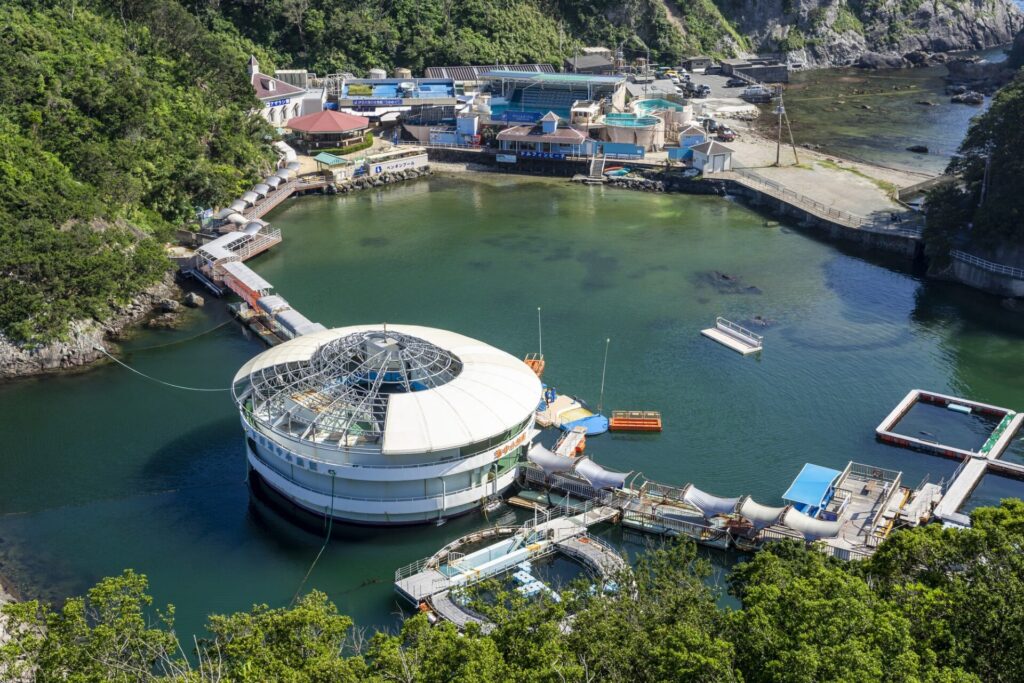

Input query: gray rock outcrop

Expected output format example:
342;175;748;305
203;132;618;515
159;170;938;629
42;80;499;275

0;275;180;379
713;0;1023;69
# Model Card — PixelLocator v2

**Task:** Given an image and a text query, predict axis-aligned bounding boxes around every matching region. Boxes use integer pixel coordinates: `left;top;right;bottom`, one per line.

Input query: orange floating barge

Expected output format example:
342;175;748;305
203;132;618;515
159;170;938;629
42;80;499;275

609;410;663;432
523;353;545;378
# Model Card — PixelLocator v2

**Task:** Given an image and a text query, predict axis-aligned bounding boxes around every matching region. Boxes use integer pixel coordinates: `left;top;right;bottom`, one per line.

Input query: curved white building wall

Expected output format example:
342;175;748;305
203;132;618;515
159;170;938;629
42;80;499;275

234;324;541;524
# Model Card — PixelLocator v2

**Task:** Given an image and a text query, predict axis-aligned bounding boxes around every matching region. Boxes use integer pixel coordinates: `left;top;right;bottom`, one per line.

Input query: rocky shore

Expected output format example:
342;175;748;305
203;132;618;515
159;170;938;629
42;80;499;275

334;166;431;193
0;275;183;380
721;0;1023;70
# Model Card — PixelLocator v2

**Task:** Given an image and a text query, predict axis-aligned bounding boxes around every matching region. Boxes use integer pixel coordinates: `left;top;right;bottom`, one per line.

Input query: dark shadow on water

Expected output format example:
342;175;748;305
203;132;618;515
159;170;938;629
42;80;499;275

576;250;619;291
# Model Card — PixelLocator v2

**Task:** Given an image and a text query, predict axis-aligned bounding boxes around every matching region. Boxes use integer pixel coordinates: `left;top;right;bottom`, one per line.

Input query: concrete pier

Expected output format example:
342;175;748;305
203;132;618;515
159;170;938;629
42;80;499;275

877;390;1024;525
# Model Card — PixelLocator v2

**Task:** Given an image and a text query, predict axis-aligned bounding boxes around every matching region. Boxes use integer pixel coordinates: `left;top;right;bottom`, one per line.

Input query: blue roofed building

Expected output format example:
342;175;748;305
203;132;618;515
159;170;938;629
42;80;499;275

782;463;842;518
483;71;626;125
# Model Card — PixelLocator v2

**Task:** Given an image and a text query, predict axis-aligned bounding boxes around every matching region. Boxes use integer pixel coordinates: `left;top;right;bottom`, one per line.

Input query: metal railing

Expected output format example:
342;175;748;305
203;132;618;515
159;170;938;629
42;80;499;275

728;168;868;227
951;250;1024;280
716;317;763;346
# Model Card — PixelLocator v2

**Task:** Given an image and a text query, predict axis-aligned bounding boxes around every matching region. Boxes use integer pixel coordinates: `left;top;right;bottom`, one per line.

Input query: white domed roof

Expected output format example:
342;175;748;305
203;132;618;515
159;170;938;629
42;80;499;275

233;324;541;455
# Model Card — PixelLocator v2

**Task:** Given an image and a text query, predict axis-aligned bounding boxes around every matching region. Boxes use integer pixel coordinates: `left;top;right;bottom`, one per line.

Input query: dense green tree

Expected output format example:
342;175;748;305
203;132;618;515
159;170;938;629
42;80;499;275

0;0;274;342
5;502;1024;681
925;70;1024;252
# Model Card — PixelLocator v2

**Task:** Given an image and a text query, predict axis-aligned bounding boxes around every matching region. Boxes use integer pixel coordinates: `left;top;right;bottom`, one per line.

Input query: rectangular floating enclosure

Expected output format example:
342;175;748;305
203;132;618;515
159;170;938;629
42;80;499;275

609;410;663;432
875;389;1018;460
877;390;1024;527
701;317;763;355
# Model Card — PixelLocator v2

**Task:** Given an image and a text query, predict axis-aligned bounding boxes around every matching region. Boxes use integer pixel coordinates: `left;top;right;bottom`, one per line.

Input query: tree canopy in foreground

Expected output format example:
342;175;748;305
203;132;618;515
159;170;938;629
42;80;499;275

3;499;1024;682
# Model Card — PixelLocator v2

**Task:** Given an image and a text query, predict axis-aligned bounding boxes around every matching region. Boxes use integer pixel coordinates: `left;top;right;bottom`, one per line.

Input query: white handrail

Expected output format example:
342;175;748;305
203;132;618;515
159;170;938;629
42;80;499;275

951;250;1024;280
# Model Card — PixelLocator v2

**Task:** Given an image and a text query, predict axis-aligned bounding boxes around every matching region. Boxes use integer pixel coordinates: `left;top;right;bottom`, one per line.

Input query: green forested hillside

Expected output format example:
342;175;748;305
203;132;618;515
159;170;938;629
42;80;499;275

0;1;272;342
187;0;743;76
4;500;1024;681
926;71;1024;252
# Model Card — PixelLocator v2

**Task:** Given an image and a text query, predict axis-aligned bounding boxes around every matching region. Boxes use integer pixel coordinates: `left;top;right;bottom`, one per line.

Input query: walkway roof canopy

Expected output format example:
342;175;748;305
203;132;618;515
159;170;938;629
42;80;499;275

313;152;352;167
221;261;272;292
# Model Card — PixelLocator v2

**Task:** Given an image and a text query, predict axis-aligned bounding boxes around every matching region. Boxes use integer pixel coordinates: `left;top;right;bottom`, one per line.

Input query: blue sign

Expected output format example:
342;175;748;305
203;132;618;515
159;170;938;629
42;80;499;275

351;98;403;106
599;142;645;159
267;98;291;107
518;151;565;160
504;110;541;124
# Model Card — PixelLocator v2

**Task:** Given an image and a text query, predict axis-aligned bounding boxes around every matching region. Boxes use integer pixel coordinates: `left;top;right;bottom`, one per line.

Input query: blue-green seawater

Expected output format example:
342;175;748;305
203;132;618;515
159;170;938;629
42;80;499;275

1;174;1023;639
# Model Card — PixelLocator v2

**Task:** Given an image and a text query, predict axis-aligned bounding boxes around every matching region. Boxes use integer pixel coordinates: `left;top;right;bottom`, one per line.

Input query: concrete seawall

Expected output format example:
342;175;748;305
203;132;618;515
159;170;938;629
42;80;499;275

424;148;922;260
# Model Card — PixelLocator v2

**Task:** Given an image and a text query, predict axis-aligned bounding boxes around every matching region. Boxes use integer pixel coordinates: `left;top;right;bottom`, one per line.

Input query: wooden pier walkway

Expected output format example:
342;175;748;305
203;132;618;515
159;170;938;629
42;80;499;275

395;502;618;610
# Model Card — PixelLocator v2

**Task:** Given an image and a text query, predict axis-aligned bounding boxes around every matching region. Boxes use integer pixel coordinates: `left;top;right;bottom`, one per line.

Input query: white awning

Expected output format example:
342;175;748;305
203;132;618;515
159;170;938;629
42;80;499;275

781;508;842;540
241;191;260;205
274;308;321;336
737;496;787;529
221;261;273;292
527;443;575;475
257;294;290;314
683;485;740;517
253;183;271;196
572;457;628;490
229;199;248;212
265;176;283;188
224;212;247;225
197;232;247;262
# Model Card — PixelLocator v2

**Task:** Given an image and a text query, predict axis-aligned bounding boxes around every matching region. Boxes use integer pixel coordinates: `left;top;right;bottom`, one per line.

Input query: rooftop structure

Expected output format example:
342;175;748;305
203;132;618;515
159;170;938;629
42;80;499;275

484;70;627;123
564;54;615;74
248;56;327;126
233;324;542;524
286;109;370;151
424;63;555;85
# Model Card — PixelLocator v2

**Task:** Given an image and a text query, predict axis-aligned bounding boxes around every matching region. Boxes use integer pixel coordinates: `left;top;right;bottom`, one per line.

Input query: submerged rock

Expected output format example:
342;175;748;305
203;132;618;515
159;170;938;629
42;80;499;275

906;145;929;153
183;292;205;307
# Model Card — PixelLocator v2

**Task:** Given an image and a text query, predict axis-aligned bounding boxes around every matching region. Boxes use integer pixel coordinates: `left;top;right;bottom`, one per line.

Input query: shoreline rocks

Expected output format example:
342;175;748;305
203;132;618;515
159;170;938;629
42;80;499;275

0;274;182;380
335;166;431;193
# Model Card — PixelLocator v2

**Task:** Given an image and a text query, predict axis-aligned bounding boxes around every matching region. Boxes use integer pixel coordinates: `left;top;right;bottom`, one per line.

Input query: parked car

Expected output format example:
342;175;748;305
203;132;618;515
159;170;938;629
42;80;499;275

725;77;747;88
717;126;737;142
703;118;718;133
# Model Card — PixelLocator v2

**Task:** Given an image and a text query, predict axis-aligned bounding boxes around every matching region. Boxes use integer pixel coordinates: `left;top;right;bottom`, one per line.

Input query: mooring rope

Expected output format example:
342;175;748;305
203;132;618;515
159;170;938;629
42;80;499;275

94;346;231;392
291;474;337;605
122;319;233;353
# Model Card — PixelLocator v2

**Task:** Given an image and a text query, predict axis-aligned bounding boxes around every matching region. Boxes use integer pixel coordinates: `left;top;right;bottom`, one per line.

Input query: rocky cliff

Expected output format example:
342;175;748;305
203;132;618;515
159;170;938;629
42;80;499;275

711;0;1024;67
0;276;181;379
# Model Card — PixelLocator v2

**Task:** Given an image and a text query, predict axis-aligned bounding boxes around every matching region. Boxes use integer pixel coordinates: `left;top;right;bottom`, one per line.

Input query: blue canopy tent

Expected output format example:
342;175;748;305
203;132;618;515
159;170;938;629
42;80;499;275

782;463;842;517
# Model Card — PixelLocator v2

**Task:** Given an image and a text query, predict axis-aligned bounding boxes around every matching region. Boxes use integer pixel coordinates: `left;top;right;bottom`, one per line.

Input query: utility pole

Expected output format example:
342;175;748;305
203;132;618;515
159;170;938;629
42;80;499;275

979;147;992;207
775;96;783;167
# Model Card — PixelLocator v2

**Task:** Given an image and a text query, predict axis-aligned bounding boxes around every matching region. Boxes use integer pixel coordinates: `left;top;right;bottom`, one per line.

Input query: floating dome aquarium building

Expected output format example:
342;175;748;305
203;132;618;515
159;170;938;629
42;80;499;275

233;324;542;524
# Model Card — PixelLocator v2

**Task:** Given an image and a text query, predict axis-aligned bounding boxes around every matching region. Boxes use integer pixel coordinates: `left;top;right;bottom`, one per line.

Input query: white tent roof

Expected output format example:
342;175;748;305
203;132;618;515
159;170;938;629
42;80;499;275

197;232;247;262
737;496;787;529
233;324;542;455
573;457;628;490
229;199;248;212
781;508;842;540
220;261;272;292
527;443;575;475
683;485;740;517
241;191;260;205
